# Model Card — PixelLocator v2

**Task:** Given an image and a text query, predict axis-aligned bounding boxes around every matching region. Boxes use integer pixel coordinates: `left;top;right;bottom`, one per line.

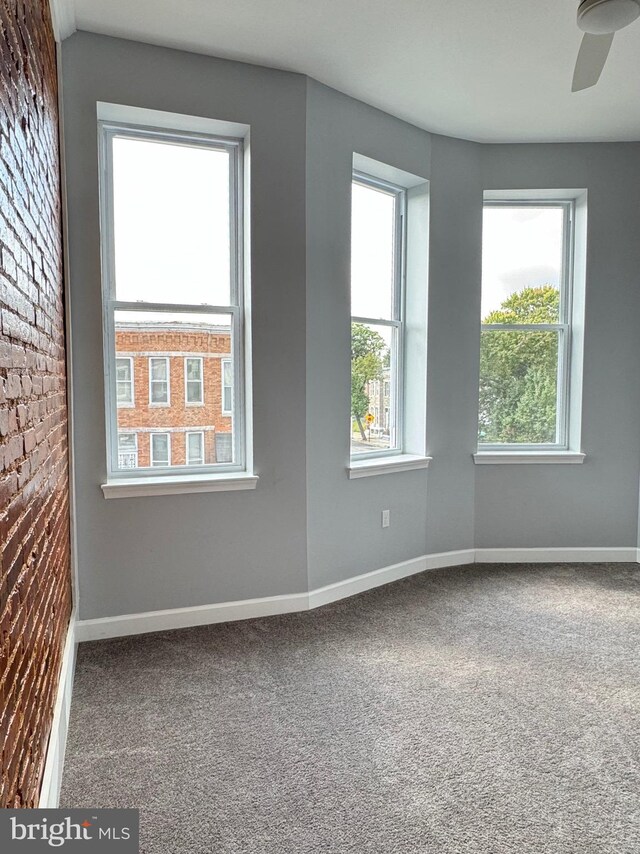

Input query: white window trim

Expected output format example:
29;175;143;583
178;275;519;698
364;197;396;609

149;356;170;407
186;430;205;466
116;356;134;408
98;113;252;486
184;356;204;406
221;358;233;416
102;472;259;498
150;432;171;467
350;171;406;462
347;454;432;479
476;196;579;456
473;451;585;465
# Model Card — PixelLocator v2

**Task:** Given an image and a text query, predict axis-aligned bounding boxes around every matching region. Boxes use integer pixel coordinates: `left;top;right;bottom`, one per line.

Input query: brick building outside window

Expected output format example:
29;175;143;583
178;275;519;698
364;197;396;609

115;320;233;469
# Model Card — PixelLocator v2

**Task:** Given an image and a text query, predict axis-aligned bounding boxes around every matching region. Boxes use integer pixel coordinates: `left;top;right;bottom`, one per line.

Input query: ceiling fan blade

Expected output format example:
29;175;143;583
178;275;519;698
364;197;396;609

572;32;615;91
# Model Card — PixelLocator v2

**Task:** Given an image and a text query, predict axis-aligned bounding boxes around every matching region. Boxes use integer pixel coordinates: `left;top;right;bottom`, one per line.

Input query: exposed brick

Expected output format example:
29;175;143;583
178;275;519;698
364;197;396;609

0;0;71;809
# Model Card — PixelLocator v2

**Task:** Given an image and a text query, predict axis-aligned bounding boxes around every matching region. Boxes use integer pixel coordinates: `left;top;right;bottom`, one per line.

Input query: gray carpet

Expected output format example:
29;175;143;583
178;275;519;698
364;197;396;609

61;563;640;853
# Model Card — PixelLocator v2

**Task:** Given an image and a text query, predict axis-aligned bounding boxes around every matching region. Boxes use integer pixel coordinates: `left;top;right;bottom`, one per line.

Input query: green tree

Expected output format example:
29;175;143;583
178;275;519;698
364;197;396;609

351;323;386;440
479;285;559;444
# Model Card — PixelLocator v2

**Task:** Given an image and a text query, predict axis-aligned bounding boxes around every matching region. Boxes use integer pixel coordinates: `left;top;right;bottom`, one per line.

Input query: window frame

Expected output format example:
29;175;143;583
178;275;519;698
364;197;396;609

186;430;205;466
478;198;574;452
150;432;171;467
221;358;233;415
350;171;406;461
115;356;134;408
184;356;204;406
99;120;246;479
148;356;170;406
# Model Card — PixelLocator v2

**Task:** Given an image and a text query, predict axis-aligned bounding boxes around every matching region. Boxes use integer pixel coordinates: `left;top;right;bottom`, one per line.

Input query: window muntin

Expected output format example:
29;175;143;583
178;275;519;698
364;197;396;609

100;121;245;478
116;357;133;407
350;174;405;458
186;431;205;466
479;201;573;448
149;357;170;405
117;432;138;469
222;359;232;415
150;432;170;467
185;357;204;405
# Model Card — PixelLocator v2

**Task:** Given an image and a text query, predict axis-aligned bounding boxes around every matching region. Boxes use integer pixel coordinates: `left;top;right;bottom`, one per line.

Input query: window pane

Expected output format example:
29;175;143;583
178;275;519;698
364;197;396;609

150;358;167;381
149;357;169;404
113;310;235;469
112;136;231;305
351;321;397;456
351;181;397;320
116;359;131;382
222;360;232;413
187;432;204;465
482;206;563;323
186;358;202;381
151;433;170;466
479;329;559;445
117;433;138;469
116;358;132;405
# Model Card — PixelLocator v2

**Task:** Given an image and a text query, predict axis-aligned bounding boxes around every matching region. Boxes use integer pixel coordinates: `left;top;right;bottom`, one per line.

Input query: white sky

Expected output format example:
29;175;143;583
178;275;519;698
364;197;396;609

113;141;562;334
481;206;563;319
351;182;395;320
113;137;231;307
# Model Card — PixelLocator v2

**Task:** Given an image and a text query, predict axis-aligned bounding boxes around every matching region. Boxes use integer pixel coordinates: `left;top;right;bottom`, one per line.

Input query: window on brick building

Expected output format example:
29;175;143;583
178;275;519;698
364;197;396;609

222;359;232;415
116;357;134;406
186;431;205;465
118;433;138;468
149;357;170;405
150;432;171;467
185;358;204;405
99;117;249;480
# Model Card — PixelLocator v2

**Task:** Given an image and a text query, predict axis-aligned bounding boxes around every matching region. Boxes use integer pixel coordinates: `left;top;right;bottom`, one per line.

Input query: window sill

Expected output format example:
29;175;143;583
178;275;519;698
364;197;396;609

101;472;259;499
473;451;586;465
347;454;432;479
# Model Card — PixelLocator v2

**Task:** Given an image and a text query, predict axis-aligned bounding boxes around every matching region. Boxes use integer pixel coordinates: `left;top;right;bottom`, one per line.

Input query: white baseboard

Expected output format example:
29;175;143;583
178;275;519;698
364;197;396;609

75;591;309;642
75;546;639;643
39;616;77;808
475;547;638;564
309;549;475;609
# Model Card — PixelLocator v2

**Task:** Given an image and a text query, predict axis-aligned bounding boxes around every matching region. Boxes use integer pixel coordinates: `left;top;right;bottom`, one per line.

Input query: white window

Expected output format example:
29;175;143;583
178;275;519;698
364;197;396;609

479;200;574;449
222;359;232;415
186;431;205;466
99;117;247;477
350;173;405;458
185;357;203;405
117;433;138;468
116;357;133;406
149;357;170;405
150;432;170;467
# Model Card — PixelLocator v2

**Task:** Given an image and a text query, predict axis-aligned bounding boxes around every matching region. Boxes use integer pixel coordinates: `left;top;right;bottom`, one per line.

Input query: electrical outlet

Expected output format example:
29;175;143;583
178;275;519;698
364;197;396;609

382;509;390;528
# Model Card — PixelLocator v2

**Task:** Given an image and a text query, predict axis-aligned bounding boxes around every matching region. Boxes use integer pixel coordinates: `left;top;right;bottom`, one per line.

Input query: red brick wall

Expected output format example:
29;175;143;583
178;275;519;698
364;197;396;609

0;0;71;808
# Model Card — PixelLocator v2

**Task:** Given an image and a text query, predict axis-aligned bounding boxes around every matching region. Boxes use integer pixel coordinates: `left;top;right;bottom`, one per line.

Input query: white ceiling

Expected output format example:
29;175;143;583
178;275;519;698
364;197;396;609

61;0;640;143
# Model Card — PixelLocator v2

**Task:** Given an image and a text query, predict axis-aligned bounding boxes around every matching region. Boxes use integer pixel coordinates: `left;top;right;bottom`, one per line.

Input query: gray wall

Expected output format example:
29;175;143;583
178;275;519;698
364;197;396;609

62;32;640;620
62;33;309;618
475;144;640;549
305;80;433;590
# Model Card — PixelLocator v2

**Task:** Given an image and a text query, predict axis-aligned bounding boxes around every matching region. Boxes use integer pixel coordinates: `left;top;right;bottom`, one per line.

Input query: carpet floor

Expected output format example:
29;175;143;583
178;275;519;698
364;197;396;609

60;563;640;853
